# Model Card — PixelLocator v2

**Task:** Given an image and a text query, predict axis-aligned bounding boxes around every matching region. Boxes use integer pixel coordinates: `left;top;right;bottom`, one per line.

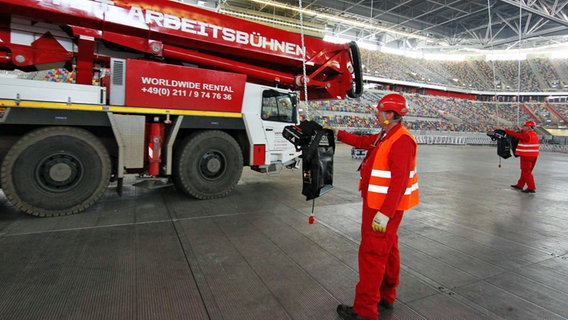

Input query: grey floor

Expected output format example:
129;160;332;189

1;144;567;320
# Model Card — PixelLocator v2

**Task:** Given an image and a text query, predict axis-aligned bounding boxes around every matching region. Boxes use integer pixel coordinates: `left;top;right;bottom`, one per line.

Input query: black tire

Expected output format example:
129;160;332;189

1;127;111;217
173;130;243;199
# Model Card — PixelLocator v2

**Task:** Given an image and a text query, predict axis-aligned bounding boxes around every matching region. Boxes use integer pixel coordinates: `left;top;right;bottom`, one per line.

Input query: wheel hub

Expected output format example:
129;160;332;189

49;163;73;182
199;151;225;180
36;153;83;192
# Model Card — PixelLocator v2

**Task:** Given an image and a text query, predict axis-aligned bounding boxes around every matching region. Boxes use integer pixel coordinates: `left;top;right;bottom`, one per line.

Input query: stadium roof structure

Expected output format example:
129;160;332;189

181;0;568;54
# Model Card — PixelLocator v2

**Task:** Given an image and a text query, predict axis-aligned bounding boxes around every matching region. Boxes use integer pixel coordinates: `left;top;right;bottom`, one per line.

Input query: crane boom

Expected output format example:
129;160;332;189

0;0;363;99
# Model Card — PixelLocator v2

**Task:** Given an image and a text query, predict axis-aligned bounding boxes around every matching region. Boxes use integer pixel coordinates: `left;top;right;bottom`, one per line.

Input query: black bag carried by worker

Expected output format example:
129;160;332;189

301;127;335;200
487;129;512;159
283;120;334;200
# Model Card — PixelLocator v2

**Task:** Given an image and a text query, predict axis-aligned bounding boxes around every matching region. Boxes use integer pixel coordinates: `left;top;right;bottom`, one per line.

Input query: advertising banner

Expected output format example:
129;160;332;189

125;59;246;112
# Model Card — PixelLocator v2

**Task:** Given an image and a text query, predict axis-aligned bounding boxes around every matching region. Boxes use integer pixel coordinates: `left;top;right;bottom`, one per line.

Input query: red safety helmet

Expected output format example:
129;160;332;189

524;120;536;127
377;93;408;116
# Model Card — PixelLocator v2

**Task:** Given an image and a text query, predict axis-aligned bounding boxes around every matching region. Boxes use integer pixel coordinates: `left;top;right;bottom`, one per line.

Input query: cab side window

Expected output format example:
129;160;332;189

261;91;295;123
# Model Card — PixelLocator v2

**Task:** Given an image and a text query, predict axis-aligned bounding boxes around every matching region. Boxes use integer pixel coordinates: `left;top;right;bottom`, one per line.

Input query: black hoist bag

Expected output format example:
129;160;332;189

283;120;335;200
302;128;335;200
487;129;517;159
497;135;512;159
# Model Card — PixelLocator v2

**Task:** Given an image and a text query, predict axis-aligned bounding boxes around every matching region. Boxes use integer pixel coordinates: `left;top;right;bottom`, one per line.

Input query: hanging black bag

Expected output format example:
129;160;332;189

487;129;512;159
283;120;335;200
301;128;335;200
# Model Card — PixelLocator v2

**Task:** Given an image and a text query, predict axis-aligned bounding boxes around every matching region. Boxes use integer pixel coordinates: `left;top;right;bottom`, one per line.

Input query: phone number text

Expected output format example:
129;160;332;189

141;87;233;100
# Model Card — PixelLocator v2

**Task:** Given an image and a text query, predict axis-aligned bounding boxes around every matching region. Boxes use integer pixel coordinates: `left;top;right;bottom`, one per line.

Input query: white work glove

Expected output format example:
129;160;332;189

371;211;390;233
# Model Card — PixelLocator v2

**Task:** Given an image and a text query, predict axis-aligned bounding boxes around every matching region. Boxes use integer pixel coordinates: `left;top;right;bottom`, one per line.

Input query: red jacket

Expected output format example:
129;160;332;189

505;129;539;157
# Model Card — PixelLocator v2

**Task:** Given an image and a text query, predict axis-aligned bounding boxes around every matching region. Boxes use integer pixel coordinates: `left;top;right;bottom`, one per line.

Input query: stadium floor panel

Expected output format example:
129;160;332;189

1;144;567;319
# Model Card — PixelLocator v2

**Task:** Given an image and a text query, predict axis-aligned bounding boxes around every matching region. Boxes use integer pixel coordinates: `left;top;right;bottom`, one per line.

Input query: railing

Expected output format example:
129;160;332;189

338;129;568;153
412;134;491;145
411;131;568;153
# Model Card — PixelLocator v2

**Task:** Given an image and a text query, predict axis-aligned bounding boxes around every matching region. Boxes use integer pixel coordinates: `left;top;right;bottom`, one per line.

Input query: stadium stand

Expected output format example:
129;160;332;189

360;49;568;92
304;49;568;153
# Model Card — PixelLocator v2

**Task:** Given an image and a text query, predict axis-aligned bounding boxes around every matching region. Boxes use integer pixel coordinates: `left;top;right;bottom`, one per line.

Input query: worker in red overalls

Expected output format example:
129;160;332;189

502;121;540;193
334;93;419;320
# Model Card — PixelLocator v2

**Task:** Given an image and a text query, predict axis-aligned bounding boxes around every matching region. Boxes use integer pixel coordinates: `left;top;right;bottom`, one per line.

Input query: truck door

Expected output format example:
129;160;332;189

260;90;298;162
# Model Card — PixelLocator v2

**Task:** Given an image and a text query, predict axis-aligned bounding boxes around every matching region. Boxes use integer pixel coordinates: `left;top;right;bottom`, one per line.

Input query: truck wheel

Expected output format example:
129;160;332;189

1;127;111;217
173;130;243;199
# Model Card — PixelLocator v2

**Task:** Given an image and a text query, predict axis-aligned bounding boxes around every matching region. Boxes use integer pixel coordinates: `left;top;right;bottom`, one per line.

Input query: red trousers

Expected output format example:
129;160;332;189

516;156;538;190
353;203;404;320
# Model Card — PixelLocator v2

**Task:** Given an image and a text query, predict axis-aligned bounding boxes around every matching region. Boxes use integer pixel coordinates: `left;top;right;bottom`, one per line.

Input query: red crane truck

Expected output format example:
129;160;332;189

0;0;363;217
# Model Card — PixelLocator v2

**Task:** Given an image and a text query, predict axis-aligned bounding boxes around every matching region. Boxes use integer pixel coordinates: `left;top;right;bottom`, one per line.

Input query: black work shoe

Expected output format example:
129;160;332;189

378;299;394;310
510;185;523;190
522;189;536;193
337;304;367;320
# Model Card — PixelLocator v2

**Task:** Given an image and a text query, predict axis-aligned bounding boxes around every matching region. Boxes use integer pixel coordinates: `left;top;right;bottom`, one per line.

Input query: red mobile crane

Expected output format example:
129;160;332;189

0;0;363;216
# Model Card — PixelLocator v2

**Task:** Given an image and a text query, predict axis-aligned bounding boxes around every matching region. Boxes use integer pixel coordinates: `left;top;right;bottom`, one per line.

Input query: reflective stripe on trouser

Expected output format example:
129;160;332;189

353;203;404;320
